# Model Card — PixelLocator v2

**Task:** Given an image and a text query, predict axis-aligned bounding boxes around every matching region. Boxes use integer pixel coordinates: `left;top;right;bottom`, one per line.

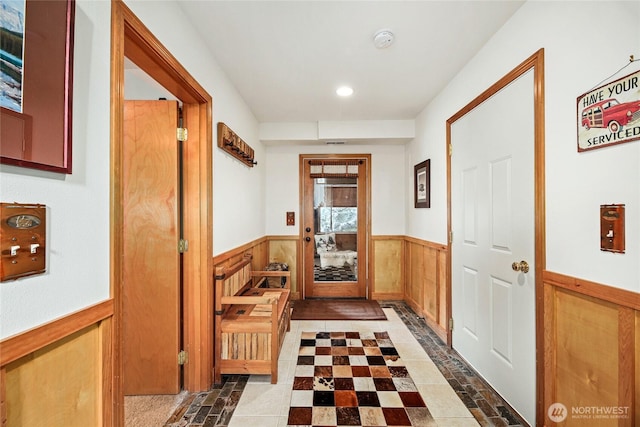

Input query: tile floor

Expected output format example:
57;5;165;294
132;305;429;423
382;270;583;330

167;301;527;426
286;330;433;426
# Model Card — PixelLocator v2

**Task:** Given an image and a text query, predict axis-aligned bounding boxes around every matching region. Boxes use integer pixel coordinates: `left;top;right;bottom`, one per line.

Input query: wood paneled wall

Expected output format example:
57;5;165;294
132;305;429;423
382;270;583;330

636;311;640;426
213;237;300;298
268;237;300;298
212;237;269;276
633;310;640;424
402;237;448;341
221;235;449;336
0;300;113;426
5;237;639;427
370;236;448;340
371;236;404;300
5;326;101;425
543;271;639;426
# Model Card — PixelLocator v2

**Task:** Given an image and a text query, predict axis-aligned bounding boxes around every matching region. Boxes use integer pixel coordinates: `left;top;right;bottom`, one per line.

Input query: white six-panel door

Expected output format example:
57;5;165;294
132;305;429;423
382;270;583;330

451;70;536;425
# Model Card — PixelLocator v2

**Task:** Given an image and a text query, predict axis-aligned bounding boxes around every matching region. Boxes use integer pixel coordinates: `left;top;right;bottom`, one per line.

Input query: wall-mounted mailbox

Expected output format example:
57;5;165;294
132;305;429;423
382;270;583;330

1;203;46;281
600;204;625;253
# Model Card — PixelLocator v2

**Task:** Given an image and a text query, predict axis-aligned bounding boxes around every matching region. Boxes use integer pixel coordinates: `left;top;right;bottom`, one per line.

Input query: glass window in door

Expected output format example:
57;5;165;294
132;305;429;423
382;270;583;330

313;177;358;282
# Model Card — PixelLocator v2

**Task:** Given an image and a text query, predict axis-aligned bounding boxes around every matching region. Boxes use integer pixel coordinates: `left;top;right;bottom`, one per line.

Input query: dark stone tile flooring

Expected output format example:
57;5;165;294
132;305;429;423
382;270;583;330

165;301;528;426
165;375;249;427
379;301;527;427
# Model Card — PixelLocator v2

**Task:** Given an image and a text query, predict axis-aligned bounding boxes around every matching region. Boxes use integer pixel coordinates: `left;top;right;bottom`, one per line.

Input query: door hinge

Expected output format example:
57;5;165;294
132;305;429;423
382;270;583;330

178;350;188;365
178;239;189;253
449;143;453;156
177;127;188;142
449;318;454;331
449;230;453;244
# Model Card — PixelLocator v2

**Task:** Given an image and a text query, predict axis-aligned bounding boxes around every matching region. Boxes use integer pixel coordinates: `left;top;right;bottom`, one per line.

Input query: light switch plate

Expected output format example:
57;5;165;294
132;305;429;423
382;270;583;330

1;203;46;281
600;204;625;253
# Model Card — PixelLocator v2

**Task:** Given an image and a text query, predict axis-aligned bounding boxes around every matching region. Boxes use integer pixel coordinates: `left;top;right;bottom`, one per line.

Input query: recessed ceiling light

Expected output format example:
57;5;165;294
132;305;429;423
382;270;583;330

336;86;354;97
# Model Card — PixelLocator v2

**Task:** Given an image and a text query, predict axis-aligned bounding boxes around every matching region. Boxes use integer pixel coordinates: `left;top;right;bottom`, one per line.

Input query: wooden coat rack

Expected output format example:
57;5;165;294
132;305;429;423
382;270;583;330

217;122;257;167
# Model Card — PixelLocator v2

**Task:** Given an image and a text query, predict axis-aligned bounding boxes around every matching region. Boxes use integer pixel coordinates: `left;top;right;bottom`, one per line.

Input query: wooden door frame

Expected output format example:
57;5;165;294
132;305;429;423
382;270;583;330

446;49;545;425
299;154;372;299
110;1;213;424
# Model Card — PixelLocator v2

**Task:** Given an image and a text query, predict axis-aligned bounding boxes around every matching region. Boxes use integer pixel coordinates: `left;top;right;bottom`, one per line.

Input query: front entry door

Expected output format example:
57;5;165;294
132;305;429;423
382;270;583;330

450;70;536;424
123;100;182;395
301;156;368;298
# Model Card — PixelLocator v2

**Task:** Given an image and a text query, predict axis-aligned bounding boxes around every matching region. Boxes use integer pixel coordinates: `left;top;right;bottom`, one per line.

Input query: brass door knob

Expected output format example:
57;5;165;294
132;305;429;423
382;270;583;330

511;260;529;273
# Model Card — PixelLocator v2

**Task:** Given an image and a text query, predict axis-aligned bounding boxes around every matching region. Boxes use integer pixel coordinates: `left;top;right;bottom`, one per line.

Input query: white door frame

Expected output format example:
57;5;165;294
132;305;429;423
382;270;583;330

446;49;546;425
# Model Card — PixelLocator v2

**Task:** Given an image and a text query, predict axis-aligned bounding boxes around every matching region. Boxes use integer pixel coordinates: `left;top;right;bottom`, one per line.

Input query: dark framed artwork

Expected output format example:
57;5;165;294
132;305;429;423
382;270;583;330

414;159;430;208
0;0;75;173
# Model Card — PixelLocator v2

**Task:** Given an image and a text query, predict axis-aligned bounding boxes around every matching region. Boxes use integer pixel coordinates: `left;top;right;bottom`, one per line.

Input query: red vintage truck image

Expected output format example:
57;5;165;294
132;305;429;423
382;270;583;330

581;98;640;133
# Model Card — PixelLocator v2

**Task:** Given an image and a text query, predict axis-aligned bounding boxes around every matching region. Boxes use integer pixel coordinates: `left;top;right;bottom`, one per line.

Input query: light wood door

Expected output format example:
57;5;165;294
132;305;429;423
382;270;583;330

301;156;368;299
451;71;536;424
123;100;181;395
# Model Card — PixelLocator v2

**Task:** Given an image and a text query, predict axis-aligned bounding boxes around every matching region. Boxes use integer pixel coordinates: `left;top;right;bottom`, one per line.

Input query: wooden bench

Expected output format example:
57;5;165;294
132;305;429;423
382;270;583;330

214;254;291;384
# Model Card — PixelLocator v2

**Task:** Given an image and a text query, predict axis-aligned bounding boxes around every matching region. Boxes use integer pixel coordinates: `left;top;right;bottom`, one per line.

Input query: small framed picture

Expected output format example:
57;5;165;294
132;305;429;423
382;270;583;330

414;159;430;208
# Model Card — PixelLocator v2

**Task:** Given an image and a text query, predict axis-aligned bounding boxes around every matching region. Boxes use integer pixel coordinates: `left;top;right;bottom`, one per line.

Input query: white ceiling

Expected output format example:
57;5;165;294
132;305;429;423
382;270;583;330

177;1;526;124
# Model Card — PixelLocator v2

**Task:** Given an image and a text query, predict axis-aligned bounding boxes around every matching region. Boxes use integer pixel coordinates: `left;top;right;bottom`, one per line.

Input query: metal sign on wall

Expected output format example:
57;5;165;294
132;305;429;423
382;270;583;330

576;69;640;152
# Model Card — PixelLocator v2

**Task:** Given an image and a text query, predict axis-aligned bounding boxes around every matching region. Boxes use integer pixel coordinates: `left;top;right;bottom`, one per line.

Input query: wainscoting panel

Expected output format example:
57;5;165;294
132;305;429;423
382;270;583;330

555;290;619;411
251;240;269;273
213;237;299;298
404;237;448;341
217;236;450;339
423;246;438;320
268;237;299;298
5;325;101;426
543;271;639;426
371;236;404;300
406;240;424;312
212;238;269;274
0;300;113;426
636;310;640;427
438;250;447;334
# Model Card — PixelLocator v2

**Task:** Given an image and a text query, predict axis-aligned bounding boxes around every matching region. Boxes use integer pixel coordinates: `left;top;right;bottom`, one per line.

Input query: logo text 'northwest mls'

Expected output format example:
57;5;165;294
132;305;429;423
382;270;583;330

548;403;568;422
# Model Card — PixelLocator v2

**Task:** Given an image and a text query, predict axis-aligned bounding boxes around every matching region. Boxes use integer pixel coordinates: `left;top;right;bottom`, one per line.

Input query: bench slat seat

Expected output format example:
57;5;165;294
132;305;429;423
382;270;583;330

214;254;291;384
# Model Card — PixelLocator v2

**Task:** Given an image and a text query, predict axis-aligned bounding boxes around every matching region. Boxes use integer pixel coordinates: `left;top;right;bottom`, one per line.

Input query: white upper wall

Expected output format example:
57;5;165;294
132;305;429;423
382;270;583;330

2;0;638;339
265;144;405;236
407;0;640;292
0;0;262;338
259;120;414;145
0;0;112;339
122;0;265;256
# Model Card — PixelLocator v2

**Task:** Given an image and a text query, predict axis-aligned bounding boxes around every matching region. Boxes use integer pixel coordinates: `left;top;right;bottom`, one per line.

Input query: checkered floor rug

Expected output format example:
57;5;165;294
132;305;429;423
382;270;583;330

314;265;357;281
287;331;432;426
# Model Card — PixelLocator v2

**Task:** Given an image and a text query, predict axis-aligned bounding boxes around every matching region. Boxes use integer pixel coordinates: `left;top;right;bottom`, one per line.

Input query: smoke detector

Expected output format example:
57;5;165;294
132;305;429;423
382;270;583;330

373;29;394;49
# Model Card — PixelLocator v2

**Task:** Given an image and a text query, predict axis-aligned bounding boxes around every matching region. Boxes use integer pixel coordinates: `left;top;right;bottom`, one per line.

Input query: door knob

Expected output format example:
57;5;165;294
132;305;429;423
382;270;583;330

305;227;311;233
511;260;529;273
305;237;311;242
